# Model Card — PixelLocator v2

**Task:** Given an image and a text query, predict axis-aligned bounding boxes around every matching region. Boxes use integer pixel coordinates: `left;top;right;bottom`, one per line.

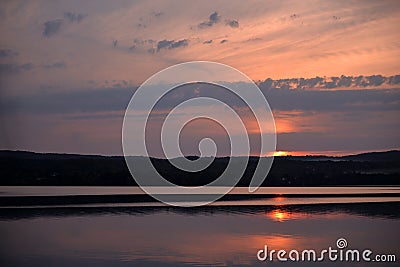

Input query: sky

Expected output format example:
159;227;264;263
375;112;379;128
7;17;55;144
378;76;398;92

0;0;399;156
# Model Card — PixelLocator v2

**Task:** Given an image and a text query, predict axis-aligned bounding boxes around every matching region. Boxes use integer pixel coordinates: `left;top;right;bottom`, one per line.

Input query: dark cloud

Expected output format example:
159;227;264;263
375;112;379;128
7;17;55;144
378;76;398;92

203;40;213;44
43;62;66;69
112;40;118;47
258;75;400;90
0;49;19;58
2;76;399;116
198;12;221;28
0;63;33;74
64;12;87;23
225;19;239;28
209;12;220;23
156;39;188;52
43;19;63;37
220;39;228;44
42;12;86;38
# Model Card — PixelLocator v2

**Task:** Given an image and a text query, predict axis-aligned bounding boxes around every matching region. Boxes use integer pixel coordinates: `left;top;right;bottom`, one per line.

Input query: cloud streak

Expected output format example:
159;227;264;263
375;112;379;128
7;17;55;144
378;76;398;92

0;63;33;74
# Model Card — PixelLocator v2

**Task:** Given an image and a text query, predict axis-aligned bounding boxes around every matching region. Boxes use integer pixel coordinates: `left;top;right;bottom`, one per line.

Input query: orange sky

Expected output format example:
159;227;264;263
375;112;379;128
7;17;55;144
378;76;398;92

0;0;399;94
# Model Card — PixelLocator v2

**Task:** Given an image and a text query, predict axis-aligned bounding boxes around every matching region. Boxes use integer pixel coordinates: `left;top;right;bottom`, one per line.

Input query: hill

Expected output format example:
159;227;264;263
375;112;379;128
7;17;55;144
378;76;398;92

0;150;398;186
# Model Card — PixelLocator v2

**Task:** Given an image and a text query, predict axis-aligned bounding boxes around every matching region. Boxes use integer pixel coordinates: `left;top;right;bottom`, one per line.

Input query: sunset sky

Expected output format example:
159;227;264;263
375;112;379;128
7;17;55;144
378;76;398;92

0;0;399;156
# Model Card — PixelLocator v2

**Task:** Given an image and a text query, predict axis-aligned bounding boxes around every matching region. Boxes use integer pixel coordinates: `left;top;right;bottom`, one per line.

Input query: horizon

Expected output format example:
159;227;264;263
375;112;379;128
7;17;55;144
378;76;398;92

2;148;399;158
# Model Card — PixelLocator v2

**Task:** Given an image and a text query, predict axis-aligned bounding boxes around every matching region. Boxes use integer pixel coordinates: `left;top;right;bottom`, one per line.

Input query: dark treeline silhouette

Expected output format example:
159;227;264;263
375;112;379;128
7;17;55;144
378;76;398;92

0;150;399;186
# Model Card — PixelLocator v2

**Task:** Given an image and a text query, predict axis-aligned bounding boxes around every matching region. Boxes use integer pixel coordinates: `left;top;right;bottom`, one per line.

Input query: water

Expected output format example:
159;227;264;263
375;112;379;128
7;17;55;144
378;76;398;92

0;187;399;266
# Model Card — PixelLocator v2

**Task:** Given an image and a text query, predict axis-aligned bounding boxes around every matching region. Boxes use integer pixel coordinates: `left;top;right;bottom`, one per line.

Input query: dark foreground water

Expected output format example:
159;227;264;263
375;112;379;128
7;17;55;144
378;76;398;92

1;201;399;266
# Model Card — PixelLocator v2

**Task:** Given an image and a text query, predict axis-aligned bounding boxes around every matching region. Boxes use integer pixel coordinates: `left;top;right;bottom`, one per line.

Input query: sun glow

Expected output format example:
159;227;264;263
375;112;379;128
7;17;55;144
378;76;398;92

269;209;290;222
273;151;288;157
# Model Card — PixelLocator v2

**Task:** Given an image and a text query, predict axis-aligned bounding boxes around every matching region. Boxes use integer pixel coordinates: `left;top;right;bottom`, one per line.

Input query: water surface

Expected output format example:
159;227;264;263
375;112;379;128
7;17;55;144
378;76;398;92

1;197;399;266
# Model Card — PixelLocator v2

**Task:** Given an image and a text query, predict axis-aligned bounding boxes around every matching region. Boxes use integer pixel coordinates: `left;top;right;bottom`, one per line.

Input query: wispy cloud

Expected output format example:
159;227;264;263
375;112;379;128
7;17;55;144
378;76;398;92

0;49;19;58
64;12;87;23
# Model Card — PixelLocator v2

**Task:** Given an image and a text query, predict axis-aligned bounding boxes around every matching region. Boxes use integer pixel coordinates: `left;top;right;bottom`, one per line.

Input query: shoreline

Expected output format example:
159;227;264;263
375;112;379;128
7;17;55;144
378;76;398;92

1;192;400;207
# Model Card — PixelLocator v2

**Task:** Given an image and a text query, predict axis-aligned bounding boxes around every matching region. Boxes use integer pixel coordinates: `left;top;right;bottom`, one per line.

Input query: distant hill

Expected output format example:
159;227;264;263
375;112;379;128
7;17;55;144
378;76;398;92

0;150;107;160
1;149;399;161
0;150;399;186
340;150;400;162
284;150;400;162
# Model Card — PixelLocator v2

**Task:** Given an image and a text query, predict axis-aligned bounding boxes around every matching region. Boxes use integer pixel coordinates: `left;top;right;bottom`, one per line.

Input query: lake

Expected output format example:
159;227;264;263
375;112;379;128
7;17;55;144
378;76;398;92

0;187;399;266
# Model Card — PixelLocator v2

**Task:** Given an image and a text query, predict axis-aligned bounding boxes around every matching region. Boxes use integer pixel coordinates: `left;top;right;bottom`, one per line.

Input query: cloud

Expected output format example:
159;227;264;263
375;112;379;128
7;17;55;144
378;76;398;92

0;61;68;74
209;12;220;23
198;12;221;28
198;12;239;29
112;40;118;47
3;75;399;116
64;12;87;23
152;11;163;18
225;19;239;28
258;75;400;90
203;40;213;44
43;19;63;37
133;38;156;45
1;79;398;155
0;87;134;114
156;39;189;52
0;49;19;58
0;63;33;74
43;62;66;69
42;12;86;38
220;39;228;44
